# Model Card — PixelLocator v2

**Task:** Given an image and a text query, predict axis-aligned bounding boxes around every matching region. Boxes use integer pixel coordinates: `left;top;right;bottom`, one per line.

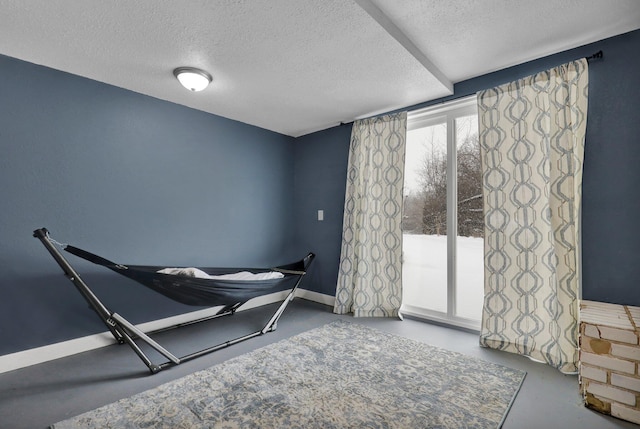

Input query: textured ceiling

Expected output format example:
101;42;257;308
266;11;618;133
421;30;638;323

1;0;639;137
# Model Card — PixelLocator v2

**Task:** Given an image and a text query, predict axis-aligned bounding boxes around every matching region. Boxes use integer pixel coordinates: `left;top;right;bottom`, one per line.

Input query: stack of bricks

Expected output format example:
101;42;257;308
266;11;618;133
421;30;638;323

579;300;640;425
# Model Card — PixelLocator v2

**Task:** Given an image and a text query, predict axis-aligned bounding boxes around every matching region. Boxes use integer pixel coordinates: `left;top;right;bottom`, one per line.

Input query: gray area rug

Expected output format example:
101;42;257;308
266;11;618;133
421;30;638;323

51;320;525;428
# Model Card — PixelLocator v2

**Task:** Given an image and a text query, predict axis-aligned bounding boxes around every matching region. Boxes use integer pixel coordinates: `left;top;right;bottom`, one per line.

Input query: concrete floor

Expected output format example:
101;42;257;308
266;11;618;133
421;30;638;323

0;299;633;429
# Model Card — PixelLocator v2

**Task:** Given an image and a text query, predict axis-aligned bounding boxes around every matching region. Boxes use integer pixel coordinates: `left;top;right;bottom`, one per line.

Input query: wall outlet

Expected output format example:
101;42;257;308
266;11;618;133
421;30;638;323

318;210;324;221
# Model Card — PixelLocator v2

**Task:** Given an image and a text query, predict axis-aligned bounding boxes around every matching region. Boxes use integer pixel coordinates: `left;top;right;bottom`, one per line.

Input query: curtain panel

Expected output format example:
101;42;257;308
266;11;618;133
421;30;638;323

477;59;588;373
334;112;407;318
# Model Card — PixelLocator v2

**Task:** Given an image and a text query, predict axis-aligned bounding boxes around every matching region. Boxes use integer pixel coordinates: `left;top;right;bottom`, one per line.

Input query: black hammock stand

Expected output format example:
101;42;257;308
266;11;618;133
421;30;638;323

33;228;315;374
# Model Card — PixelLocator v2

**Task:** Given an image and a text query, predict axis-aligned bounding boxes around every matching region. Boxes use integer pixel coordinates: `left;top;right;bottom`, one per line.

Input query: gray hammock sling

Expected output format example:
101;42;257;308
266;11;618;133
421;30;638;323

63;244;311;307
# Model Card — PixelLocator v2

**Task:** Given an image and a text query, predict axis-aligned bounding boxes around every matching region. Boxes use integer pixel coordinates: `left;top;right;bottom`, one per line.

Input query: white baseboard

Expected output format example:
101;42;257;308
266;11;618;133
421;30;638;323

295;288;335;307
0;288;335;375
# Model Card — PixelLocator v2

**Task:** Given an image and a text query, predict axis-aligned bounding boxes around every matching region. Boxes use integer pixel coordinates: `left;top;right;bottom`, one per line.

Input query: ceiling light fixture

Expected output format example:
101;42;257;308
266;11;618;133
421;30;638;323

173;67;212;92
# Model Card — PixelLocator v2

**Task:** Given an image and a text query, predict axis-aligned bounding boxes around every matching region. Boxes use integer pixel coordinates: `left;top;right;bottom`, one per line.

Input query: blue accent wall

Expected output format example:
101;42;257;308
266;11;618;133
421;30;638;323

0;54;296;355
294;29;640;308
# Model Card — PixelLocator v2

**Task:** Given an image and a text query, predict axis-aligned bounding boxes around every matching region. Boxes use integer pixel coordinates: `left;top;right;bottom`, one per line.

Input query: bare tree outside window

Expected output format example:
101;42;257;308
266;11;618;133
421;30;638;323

456;123;483;238
403;121;482;238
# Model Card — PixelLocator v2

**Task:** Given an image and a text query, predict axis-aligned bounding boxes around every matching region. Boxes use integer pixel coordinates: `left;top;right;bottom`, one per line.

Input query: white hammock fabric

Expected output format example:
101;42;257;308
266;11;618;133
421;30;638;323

157;267;284;281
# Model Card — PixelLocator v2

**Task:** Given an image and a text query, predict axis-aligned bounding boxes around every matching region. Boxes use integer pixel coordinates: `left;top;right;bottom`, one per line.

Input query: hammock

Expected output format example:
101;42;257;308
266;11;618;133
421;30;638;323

33;227;315;374
63;244;310;307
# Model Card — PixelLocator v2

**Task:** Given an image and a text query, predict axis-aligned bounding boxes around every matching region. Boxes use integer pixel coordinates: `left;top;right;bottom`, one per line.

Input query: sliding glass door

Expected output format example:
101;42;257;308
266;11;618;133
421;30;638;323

401;96;483;330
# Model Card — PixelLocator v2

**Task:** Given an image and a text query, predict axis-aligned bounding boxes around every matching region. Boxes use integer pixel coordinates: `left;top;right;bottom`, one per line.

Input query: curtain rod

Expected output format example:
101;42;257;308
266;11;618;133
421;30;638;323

339;50;604;127
586;50;603;61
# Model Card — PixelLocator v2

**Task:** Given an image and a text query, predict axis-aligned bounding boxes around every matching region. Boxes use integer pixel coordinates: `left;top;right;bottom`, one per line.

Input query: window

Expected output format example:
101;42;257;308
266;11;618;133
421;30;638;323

402;96;482;331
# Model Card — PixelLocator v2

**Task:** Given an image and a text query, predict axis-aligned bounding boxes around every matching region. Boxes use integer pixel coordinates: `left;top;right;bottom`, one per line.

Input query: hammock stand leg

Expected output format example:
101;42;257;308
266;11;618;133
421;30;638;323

33;228;313;374
33;228;127;343
33;228;180;373
260;269;306;334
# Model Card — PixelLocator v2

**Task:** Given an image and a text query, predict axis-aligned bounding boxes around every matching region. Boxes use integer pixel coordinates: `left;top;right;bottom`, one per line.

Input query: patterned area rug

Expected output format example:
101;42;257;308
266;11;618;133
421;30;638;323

51;320;525;428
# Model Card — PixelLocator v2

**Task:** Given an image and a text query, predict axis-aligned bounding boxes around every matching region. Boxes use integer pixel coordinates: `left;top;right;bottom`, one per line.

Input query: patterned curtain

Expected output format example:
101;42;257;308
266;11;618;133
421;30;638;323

334;112;407;317
478;59;588;373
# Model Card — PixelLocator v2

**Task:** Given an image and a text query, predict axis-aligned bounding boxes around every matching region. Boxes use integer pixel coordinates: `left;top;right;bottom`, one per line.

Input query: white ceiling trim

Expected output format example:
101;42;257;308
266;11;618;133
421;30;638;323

354;0;453;94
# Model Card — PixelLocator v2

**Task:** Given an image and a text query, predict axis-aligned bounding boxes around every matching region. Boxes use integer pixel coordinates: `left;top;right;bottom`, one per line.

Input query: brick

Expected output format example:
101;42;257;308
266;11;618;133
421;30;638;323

585;392;611;414
583;323;600;339
581;352;635;374
582;300;620;310
586;382;637;406
611;343;640;361
581;301;633;329
599;326;638;345
611;373;640;393
611;403;640;425
582;315;633;330
588;338;611;355
581;300;626;314
580;364;608;383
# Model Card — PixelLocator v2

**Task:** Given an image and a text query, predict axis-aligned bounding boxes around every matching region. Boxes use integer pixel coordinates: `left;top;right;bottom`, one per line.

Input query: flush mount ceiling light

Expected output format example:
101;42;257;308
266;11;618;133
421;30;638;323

173;67;212;92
